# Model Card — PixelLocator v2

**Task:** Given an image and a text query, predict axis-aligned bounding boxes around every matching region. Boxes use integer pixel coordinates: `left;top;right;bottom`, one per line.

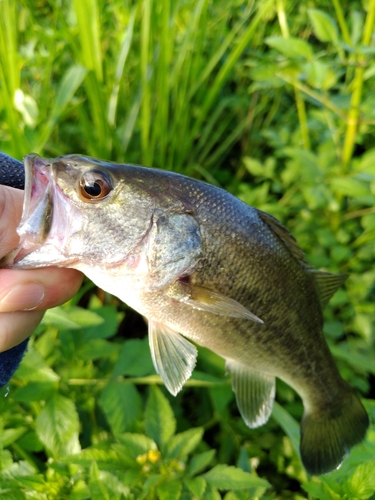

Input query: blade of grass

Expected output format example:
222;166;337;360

108;7;137;128
167;0;208;170
72;0;103;82
141;0;152;165
271;401;300;456
36;65;87;152
73;0;111;157
342;0;375;171
204;118;248;170
188;0;255;99
121;86;143;153
191;0;274;140
276;0;310;150
0;0;29;156
151;0;171;168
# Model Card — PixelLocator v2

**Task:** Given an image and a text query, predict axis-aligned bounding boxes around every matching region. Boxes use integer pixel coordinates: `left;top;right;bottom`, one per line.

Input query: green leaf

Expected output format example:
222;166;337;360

115;433;157;462
209;384;234;415
36;64;87;149
237;447;251;473
271;401;300;454
66;307;105;328
16;431;43;453
330;177;371;198
308;9;339;43
143;474;163;494
81;305;123;340
165;427;204;459
201;465;270;490
343;459;375;499
64;447;124;469
8;473;46;491
1;427;27;448
157;480;182;500
77;339;117;361
202;484;222;500
112;338;154;377
98;381;142;434
188;450;216;476
35;394;81;457
144;386;176;448
13;89;38;128
266;36;313;59
0;450;14;472
42;307;81;330
304;60;337;90
13;381;57;403
185;477;207;497
89;462;111;500
303;479;341;500
89;462;130;500
15;349;60;383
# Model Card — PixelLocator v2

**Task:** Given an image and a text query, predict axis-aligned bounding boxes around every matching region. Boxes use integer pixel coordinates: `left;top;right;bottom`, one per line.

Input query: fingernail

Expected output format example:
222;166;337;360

0;283;45;312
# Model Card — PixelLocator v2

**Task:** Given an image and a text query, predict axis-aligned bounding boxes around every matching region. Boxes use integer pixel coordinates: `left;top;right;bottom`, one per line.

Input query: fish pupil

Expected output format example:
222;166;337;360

84;182;102;197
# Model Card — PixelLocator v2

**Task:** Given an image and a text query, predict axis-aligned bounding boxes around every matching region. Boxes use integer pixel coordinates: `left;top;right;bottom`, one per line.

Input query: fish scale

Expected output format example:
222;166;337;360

3;153;369;476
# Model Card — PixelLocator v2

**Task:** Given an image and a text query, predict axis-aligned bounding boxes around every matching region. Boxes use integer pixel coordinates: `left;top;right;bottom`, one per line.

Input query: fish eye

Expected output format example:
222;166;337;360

79;169;113;202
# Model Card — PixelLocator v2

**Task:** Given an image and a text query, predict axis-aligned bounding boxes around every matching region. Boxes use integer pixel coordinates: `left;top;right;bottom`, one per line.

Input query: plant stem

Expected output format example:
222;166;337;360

342;0;375;172
276;0;289;38
278;76;346;120
67;375;229;388
294;87;311;150
331;0;351;45
141;0;152;165
276;0;310;150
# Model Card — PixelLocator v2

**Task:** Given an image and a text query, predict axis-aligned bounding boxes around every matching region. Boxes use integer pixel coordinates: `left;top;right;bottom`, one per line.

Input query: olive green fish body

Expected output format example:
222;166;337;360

5;154;369;476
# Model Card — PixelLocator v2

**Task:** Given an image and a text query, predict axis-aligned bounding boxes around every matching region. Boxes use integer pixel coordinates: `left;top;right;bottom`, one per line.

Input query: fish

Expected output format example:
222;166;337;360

3;153;369;475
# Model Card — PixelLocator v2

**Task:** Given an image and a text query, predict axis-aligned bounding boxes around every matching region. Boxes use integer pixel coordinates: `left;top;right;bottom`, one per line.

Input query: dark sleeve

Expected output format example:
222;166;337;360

0;338;29;388
0;153;25;190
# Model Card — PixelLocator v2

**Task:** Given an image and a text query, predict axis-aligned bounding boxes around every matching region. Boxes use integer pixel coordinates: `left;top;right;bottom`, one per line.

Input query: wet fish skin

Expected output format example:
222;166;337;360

5;154;369;475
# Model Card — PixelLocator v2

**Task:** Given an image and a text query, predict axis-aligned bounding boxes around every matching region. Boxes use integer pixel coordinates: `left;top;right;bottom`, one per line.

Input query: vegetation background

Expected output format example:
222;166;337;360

0;0;375;498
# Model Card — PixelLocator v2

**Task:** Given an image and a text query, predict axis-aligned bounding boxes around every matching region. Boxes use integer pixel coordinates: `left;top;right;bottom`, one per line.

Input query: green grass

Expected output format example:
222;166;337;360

1;0;375;498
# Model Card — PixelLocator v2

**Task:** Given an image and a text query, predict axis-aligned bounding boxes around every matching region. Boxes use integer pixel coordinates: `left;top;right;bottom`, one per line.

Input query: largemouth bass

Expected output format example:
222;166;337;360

4;154;369;475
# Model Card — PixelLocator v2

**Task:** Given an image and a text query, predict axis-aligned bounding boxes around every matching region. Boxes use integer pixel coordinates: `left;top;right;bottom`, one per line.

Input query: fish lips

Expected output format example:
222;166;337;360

17;154;54;248
4;154;71;268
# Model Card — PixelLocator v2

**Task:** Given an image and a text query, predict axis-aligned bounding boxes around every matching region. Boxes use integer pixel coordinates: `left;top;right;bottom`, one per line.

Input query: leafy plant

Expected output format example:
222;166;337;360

0;0;374;498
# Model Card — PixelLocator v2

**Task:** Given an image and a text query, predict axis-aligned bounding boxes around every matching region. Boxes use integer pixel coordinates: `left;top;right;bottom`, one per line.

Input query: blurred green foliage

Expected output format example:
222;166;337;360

0;0;375;498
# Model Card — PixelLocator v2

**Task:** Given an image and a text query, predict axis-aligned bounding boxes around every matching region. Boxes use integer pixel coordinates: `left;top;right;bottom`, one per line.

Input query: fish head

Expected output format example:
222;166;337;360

6;154;155;269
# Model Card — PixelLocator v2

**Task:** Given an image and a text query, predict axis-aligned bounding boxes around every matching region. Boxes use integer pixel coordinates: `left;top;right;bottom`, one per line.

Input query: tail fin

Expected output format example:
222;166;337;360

300;388;369;475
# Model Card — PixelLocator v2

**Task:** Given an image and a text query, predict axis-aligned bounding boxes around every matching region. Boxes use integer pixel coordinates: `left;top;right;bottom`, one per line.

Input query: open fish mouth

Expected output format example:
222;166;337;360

3;154;76;268
17;155;54;250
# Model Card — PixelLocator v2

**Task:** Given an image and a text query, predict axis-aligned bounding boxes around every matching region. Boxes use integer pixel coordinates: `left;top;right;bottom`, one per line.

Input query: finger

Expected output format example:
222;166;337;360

0;267;84;312
0;310;44;352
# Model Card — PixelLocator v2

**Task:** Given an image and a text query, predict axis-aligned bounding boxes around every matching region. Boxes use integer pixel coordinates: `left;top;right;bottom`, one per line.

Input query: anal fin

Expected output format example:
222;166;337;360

226;360;275;428
149;321;197;396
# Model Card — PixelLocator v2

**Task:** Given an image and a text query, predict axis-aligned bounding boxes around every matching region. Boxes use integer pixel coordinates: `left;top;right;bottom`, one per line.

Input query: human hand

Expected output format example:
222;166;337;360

0;185;83;352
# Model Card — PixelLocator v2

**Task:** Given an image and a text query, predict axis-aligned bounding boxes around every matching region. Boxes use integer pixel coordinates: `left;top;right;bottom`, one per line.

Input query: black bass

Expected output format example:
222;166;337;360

4;154;369;475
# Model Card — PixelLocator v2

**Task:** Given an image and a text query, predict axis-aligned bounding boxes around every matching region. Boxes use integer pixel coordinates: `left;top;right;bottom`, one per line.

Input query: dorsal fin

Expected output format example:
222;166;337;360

258;210;309;267
308;269;348;308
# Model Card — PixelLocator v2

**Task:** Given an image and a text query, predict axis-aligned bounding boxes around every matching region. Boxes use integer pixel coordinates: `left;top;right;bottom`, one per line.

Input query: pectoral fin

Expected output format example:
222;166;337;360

148;321;197;396
226;360;275;428
184;285;263;324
